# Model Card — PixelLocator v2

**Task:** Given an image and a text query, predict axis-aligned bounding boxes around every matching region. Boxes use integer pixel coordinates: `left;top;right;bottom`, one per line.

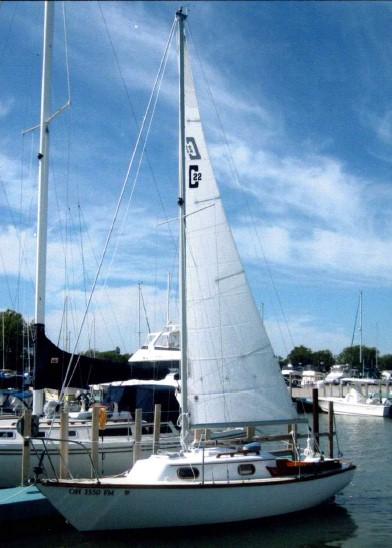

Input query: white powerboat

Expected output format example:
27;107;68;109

319;385;392;417
129;323;179;367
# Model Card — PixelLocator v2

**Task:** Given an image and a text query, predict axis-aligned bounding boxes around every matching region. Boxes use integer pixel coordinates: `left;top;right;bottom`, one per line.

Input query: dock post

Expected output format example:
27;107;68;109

312;388;319;453
246;426;255;441
328;401;334;458
21;409;32;486
194;429;202;444
133;408;142;464
91;404;100;478
59;406;69;479
152;404;161;454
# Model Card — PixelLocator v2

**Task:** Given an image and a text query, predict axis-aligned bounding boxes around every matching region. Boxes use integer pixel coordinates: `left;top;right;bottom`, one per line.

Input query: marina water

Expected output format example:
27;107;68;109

3;413;391;547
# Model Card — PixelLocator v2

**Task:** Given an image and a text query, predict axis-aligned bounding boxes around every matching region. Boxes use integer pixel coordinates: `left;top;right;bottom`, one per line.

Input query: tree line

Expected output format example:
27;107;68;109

0;309;131;371
1;309;391;374
279;345;392;374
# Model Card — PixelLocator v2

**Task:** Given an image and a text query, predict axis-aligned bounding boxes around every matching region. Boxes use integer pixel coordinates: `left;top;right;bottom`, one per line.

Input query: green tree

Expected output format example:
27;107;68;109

312;350;335;372
337;345;378;374
377;354;392;370
287;346;313;368
84;348;131;364
0;309;32;371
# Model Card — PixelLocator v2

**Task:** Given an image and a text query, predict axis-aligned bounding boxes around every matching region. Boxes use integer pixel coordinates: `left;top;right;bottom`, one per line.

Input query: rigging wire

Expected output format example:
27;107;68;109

61;2;72;105
186;22;295;355
350;297;360;347
140;285;151;334
97;1;178;255
102;24;173;293
78;205;124;351
59;15;177;396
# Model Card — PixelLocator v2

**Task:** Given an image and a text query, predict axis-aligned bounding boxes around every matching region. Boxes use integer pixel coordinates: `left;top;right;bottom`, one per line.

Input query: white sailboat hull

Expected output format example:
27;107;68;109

38;465;355;531
318;397;391;417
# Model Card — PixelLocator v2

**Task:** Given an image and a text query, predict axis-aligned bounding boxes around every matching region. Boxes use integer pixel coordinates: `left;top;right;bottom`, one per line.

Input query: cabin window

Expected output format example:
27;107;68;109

177;467;200;479
0;431;15;438
238;463;256;476
155;334;169;348
168;332;180;349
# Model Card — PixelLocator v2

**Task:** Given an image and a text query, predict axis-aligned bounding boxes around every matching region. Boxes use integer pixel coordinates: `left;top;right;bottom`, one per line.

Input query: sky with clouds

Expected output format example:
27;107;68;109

1;1;392;360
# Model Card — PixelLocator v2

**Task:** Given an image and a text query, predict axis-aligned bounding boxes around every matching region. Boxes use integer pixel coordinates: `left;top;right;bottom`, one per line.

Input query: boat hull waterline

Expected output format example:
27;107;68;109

38;465;355;531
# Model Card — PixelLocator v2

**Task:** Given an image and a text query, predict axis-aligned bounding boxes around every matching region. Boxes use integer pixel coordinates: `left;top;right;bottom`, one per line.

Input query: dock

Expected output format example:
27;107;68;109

0;485;59;522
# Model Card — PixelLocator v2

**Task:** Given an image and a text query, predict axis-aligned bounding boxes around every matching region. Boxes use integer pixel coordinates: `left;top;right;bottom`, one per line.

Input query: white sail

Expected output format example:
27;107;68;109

184;44;298;428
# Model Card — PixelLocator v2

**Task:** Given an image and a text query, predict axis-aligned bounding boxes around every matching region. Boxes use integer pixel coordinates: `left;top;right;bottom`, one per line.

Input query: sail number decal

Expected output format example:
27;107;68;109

68;488;114;496
189;165;201;188
186;137;201;160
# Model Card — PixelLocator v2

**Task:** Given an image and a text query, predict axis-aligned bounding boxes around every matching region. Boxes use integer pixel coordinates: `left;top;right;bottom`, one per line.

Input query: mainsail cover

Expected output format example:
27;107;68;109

183;42;298;427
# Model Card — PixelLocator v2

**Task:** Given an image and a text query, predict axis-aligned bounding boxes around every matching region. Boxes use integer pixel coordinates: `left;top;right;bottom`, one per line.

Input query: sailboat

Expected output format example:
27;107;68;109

37;9;355;530
319;291;391;417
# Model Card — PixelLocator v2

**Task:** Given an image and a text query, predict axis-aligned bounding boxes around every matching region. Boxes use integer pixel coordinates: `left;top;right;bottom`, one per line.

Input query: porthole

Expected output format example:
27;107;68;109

238;463;255;476
177;466;200;479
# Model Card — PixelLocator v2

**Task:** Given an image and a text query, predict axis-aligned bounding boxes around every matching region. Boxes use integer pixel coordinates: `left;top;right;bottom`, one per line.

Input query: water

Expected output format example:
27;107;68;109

3;414;392;547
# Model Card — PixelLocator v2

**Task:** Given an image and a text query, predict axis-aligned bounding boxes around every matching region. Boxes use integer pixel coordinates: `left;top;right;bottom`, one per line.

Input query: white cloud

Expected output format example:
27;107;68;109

265;314;349;357
208;135;392;285
0;98;14;118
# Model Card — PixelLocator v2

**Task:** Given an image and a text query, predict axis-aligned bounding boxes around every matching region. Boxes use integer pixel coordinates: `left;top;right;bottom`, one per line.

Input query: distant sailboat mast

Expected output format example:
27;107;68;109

33;0;54;415
359;290;364;377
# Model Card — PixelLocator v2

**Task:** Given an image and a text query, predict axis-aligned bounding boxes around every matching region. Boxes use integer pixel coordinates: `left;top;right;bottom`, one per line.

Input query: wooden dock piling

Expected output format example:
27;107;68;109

312;388;319;452
328;401;334;458
59;407;69;479
133;408;142;464
21;409;32;486
153;404;161;454
91;405;100;477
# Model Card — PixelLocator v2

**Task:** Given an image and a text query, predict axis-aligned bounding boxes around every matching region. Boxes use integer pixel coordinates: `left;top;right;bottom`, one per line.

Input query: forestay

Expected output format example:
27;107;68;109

183;42;298;428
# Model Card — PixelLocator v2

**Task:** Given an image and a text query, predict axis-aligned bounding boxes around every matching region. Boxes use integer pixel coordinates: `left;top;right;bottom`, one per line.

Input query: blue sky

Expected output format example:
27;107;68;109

1;1;392;359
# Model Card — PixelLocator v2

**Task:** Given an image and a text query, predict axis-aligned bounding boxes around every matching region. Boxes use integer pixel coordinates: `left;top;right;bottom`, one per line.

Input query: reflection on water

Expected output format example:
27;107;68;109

4;413;392;547
3;501;357;548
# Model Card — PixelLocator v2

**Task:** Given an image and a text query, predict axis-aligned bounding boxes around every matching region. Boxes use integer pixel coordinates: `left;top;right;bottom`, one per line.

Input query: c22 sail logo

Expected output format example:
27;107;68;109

186;137;201;160
189;165;201;188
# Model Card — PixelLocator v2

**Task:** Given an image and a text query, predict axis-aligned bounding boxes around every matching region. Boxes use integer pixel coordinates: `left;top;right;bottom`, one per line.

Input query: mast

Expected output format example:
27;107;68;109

2;312;4;371
177;8;188;446
138;282;142;348
166;272;172;324
33;0;54;415
359;290;363;377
